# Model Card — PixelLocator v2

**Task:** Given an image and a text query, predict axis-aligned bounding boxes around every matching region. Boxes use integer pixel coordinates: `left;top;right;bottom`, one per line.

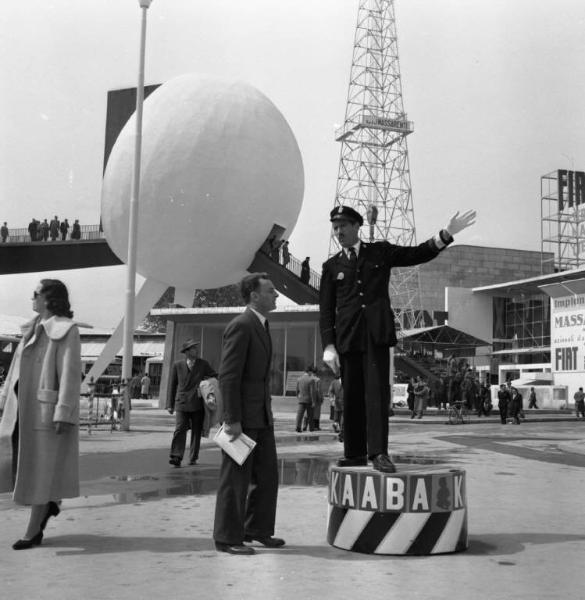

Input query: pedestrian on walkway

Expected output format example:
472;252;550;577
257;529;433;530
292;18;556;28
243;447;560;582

40;219;49;241
213;273;285;555
328;375;344;440
49;216;60;241
140;373;151;399
528;387;538;409
1;222;8;242
413;376;429;419
300;257;311;284
60;218;69;240
508;387;522;424
574;387;585;419
70;219;81;240
295;366;315;432
0;279;81;550
282;241;290;267
497;384;510;425
407;377;416;419
166;340;217;467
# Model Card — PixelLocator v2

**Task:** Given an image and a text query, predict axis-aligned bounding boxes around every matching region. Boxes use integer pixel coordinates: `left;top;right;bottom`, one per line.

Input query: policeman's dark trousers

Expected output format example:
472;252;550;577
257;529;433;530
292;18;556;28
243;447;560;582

340;342;390;459
169;409;204;463
213;427;278;545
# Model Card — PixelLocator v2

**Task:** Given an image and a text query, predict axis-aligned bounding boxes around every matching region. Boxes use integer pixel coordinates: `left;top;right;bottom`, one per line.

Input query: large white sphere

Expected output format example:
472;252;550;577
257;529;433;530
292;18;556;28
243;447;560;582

101;74;304;289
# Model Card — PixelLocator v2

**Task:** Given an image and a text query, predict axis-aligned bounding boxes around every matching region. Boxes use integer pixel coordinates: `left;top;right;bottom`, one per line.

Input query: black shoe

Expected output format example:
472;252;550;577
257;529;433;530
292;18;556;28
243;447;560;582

371;454;397;473
13;532;43;550
188;460;197;466
169;457;181;467
40;501;60;532
215;541;256;555
295;428;301;433
336;456;367;467
244;535;285;548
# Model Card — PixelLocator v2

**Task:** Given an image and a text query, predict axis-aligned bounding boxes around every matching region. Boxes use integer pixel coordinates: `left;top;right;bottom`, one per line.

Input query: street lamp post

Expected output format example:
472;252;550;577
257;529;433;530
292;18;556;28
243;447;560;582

121;0;154;431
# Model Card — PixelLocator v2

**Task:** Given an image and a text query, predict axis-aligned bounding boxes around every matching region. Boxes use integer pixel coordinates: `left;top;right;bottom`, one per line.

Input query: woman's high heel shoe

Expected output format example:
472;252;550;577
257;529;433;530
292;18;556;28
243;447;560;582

40;501;61;532
12;531;43;550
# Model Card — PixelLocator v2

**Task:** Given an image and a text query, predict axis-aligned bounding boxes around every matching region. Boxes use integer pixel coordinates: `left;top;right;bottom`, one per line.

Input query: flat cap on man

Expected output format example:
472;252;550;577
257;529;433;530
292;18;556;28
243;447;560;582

329;205;364;226
180;339;200;353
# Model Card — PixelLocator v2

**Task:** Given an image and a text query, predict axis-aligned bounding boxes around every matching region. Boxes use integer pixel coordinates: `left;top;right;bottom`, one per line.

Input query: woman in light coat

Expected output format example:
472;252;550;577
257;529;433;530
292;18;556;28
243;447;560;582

0;279;81;550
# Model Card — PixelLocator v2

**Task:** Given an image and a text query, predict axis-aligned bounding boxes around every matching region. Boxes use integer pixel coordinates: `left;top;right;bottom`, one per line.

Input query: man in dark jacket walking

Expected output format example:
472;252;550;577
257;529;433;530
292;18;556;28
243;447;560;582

319;205;476;472
166;339;216;467
497;384;510;424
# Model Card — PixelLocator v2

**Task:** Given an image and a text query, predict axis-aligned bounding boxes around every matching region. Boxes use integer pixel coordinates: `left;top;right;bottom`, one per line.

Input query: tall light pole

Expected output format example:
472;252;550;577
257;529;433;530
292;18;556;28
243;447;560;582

121;0;154;431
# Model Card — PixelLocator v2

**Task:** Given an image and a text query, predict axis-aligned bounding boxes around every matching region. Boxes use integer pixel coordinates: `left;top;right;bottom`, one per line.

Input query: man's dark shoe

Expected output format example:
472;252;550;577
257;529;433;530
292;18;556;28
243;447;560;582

169;457;181;467
215;541;256;555
371;454;397;473
244;535;285;548
336;456;367;467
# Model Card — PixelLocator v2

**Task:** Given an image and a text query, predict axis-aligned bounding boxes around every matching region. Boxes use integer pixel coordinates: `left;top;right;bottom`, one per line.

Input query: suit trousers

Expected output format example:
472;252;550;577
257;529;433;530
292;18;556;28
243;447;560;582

295;403;313;431
213;426;278;545
340;339;390;459
169;409;204;463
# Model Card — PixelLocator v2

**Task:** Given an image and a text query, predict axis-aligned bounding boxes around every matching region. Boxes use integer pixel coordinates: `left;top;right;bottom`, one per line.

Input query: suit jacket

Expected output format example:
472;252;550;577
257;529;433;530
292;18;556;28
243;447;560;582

166;357;217;412
296;372;316;405
219;308;273;429
319;239;450;353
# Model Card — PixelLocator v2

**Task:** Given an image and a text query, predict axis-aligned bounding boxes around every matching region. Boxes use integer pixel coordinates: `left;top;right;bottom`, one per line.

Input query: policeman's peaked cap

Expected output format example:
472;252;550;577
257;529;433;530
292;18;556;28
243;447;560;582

329;205;363;226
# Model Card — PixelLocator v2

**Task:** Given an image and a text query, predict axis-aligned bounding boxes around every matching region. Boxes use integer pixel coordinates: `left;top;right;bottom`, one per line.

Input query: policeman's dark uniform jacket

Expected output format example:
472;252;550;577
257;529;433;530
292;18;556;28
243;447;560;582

319;205;454;461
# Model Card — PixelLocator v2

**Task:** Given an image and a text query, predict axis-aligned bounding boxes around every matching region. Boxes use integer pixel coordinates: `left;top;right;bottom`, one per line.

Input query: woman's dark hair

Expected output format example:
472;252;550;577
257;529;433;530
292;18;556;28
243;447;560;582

39;279;74;318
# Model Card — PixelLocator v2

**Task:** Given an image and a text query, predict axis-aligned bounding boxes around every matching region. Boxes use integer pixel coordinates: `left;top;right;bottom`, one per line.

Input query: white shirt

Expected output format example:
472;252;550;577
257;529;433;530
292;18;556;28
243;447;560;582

344;240;361;259
249;306;267;328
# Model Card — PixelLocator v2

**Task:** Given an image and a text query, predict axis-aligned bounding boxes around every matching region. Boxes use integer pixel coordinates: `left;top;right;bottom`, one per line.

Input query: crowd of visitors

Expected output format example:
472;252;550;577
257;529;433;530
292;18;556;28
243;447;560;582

263;235;313;287
26;217;82;241
0;218;84;242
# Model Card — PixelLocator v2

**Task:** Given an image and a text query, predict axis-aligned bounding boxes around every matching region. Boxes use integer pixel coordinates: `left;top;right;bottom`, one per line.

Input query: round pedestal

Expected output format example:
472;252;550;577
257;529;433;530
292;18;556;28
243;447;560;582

327;465;468;555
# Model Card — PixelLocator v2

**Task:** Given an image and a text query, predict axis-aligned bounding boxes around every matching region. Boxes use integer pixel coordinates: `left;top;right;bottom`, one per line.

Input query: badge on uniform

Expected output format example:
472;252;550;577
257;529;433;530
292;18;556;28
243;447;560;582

337;272;344;280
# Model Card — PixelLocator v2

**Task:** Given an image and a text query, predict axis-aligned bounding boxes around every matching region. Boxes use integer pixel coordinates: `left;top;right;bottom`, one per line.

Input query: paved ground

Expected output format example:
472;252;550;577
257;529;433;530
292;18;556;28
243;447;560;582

1;399;585;600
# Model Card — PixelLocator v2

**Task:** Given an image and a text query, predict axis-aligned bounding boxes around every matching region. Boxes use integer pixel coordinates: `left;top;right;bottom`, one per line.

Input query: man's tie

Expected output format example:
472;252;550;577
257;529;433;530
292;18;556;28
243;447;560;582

348;246;357;265
264;320;271;337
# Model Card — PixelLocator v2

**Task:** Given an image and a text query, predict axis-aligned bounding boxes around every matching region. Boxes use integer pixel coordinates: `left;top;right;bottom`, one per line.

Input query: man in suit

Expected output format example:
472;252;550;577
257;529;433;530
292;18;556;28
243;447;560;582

319;205;476;473
213;273;285;555
166;339;217;467
295;366;316;432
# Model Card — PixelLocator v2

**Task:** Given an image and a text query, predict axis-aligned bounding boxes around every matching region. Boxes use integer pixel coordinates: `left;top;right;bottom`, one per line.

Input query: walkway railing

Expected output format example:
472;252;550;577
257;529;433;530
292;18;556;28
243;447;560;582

259;248;321;291
1;224;103;244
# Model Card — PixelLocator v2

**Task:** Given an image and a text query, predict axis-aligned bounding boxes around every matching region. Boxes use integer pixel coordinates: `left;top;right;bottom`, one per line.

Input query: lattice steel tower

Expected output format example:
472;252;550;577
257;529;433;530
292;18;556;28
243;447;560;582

330;0;423;329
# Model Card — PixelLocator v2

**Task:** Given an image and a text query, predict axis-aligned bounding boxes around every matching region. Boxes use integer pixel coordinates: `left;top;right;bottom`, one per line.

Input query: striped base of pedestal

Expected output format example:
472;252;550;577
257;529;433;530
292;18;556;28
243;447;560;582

327;465;468;555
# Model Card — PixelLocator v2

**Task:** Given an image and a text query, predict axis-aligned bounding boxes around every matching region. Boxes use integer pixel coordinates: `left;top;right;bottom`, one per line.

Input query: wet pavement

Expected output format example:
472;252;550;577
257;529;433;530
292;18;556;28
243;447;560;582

1;402;585;600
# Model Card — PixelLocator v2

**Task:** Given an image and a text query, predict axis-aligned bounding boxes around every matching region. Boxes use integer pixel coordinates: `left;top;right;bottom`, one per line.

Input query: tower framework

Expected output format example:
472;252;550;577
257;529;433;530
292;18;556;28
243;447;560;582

541;169;585;272
329;0;423;329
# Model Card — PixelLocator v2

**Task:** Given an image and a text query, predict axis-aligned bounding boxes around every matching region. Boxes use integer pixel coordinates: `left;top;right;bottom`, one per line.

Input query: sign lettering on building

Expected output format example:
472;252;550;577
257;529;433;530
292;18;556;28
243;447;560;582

550;294;585;373
558;170;585;211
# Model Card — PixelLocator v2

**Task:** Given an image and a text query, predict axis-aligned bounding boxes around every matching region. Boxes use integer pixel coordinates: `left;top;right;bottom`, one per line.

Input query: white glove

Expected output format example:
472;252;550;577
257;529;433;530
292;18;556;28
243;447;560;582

323;344;340;376
445;210;477;236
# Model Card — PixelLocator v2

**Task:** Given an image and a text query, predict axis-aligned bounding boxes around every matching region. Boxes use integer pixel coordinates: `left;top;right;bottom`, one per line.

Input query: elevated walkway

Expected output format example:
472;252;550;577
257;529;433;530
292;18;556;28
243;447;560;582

247;249;319;305
394;354;439;383
0;227;321;305
0;238;122;274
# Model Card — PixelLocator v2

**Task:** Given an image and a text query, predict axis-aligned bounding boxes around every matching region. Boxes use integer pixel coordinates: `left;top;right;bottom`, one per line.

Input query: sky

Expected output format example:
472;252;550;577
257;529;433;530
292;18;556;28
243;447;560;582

1;0;585;328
